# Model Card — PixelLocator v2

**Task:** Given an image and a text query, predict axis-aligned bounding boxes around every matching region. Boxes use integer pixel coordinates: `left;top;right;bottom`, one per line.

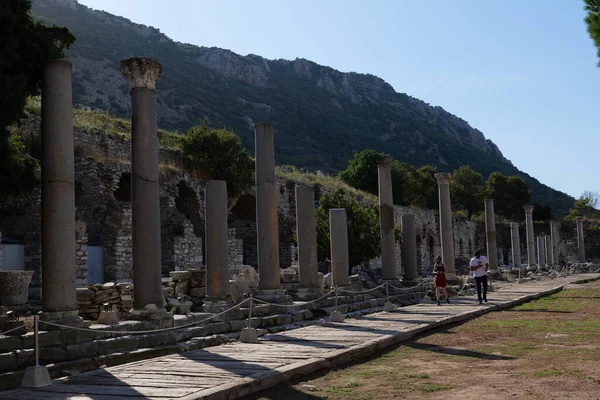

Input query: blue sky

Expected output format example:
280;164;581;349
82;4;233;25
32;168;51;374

78;0;600;200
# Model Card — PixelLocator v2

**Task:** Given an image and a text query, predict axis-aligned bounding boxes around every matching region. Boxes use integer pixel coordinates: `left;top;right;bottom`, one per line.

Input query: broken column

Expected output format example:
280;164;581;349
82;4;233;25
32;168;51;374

509;222;521;269
550;221;559;266
545;235;554;266
378;165;397;281
39;59;82;326
576;216;586;263
330;208;350;287
524;205;536;267
120;58;166;318
484;199;498;270
435;173;456;282
537;236;546;267
401;214;418;284
295;184;323;300
203;180;233;313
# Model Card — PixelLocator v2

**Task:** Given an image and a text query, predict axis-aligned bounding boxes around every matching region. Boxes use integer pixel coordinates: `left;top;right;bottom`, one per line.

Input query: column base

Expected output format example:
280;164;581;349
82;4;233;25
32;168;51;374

446;272;458;285
127;304;173;329
21;365;51;388
295;288;325;301
254;289;293;304
39;310;87;330
203;297;235;314
329;310;344;322
239;327;259;343
97;310;120;325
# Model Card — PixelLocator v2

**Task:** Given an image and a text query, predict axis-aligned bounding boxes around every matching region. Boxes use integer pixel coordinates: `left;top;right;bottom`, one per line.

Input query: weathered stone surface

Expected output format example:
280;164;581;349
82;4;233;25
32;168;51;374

40;346;67;363
97;336;139;355
0;271;34;306
0;352;17;371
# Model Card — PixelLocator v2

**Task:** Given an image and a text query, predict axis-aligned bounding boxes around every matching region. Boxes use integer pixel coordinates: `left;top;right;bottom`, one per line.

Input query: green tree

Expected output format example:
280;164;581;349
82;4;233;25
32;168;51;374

449;165;484;217
568;190;600;220
485;172;531;220
532;202;554;222
585;0;600;65
413;165;439;210
1;0;75;195
315;188;380;270
338;150;390;195
181;122;254;197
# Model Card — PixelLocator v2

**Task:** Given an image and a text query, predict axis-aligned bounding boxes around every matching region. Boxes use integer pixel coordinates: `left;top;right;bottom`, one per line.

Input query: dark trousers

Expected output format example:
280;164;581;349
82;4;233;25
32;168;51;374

475;275;488;301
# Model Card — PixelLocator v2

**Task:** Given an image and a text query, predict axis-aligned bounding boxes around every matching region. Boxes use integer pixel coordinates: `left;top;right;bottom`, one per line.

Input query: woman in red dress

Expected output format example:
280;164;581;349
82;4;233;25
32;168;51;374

433;255;449;305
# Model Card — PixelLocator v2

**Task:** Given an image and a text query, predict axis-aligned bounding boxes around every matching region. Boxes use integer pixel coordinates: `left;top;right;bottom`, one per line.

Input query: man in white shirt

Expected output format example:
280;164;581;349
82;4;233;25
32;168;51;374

469;250;489;305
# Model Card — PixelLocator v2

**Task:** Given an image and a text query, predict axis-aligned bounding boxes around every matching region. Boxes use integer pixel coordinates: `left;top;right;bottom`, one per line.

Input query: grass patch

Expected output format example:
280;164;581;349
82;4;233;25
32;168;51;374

405;373;429;379
420;383;454;392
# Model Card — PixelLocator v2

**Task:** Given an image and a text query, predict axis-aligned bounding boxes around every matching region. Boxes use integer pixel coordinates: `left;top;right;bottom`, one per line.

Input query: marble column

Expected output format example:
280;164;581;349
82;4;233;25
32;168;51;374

254;123;280;291
401;214;418;283
524;205;536;266
121;57;163;309
435;173;456;282
204;180;230;303
537;236;546;267
545;235;554;266
484;199;498;270
330;208;349;287
378;165;396;281
509;222;521;269
576;216;586;263
550;221;559;266
295;184;322;298
40;59;81;324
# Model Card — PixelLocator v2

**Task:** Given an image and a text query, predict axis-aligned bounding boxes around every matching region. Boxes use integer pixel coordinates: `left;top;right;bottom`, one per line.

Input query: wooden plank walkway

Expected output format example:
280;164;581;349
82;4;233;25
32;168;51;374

1;273;598;400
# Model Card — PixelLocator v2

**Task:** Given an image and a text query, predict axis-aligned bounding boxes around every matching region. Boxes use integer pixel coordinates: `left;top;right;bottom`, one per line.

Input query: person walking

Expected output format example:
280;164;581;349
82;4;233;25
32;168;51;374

433;255;449;305
470;250;489;304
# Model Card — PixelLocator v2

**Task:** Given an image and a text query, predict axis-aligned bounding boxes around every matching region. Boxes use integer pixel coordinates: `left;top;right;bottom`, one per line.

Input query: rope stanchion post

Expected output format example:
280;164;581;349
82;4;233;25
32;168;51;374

240;294;259;343
330;286;344;322
21;315;51;388
383;282;394;312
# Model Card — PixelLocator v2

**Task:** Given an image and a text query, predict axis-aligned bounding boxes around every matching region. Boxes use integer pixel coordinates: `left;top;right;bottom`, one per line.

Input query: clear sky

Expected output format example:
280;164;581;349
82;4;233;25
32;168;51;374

78;0;600;200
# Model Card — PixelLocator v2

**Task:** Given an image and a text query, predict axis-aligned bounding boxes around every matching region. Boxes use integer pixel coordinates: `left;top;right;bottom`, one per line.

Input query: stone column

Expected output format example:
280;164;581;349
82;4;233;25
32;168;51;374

509;222;521;269
330;208;349;287
378;165;396;281
576;216;586;263
295;184;322;299
550;221;559;266
545;235;554;266
484;199;498;270
401;214;418;283
203;181;232;312
524;205;536;267
254;123;281;291
121;57;164;309
39;59;81;325
435;173;456;282
537;236;546;267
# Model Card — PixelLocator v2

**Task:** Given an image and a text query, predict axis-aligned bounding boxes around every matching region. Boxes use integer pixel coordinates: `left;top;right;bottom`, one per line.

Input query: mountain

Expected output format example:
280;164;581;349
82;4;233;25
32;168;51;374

31;0;574;215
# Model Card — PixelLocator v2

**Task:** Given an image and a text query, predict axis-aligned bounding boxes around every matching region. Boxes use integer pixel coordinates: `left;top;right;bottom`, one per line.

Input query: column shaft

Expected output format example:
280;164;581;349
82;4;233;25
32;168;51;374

254;123;280;290
205;180;229;299
524;205;536;266
550;222;559;266
401;214;418;281
536;236;545;266
330;209;349;287
378;165;396;280
435;174;456;280
41;60;77;313
484;199;498;270
576;217;585;263
295;185;320;288
510;222;521;268
545;235;553;266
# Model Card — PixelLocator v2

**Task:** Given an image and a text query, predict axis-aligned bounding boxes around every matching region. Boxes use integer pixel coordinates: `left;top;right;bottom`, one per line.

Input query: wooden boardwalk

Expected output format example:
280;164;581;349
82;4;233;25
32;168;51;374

1;273;598;400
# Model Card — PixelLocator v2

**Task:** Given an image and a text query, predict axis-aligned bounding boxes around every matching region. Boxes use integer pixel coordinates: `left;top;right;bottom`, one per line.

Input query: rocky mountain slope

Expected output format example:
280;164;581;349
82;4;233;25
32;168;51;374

31;0;574;215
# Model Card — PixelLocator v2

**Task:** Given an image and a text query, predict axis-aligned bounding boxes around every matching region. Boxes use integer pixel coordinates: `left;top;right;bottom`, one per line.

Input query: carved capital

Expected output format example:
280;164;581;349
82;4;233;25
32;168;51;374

524;204;534;214
434;172;449;185
120;57;163;90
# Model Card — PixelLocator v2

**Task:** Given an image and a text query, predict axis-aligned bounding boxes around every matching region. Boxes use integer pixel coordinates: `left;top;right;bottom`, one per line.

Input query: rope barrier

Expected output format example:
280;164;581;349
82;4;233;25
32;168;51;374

0;324;27;336
337;282;388;296
386;280;428;292
251;289;336;307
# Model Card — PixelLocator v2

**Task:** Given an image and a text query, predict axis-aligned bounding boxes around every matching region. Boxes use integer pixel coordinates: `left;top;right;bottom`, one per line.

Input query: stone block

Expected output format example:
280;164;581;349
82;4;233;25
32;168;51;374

170;271;191;281
0;352;17;371
229;320;248;332
189;287;206;298
22;330;63;349
175;280;190;295
97;336;138;355
0;336;22;352
39;346;67;363
205;322;230;335
15;349;34;368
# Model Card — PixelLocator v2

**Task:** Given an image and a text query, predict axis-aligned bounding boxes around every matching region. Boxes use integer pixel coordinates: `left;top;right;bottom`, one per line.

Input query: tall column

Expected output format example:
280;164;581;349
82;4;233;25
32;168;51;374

550;221;559;266
435;173;456;282
509;222;521;269
401;214;418;283
254;123;280;291
204;181;230;300
295;184;321;297
378;165;396;281
40;59;81;324
545;235;554;266
536;236;546;267
121;57;163;309
524;205;536;266
576;216;586;263
484;199;498;270
330;208;349;287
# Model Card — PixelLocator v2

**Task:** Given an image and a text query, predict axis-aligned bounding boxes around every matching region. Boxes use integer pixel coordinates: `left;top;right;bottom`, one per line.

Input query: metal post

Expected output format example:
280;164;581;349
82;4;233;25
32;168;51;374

330;286;344;322
34;315;39;367
383;282;394;311
247;295;253;329
21;314;51;388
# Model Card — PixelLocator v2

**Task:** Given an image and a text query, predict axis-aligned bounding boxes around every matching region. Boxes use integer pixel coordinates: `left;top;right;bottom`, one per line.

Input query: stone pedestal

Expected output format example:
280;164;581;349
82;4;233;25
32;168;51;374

435;173;456;282
545;235;554;266
537;236;546;267
378;165;397;281
509;222;521;269
329;310;344;323
524;205;535;266
205;181;230;303
401;214;418;281
21;366;51;388
576;216;585;263
240;327;259;343
254;123;281;291
329;208;350;287
295;185;321;291
485;199;499;270
121;57;164;309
